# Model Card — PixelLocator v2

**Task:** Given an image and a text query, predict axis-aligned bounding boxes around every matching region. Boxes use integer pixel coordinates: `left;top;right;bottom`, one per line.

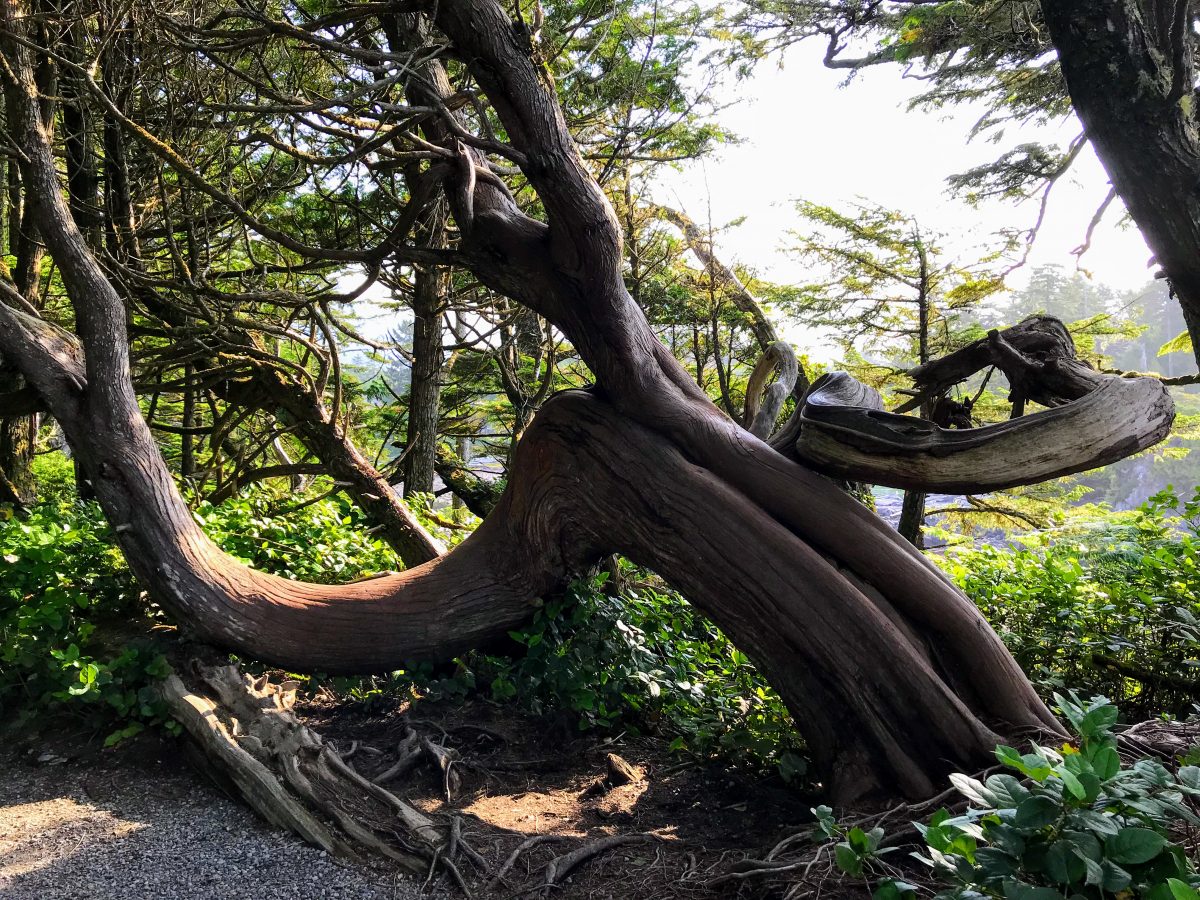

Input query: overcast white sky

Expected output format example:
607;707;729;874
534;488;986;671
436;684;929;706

651;42;1154;308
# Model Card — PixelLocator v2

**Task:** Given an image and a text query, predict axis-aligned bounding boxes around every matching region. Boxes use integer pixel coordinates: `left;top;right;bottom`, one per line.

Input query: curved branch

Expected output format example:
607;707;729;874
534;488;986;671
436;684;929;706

793;318;1176;492
797;374;1173;493
743;341;800;439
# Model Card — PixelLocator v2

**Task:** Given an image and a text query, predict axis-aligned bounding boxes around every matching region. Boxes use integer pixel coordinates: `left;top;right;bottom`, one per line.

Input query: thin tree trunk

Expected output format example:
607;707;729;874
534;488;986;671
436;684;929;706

403;207;447;498
0;399;35;505
900;241;931;547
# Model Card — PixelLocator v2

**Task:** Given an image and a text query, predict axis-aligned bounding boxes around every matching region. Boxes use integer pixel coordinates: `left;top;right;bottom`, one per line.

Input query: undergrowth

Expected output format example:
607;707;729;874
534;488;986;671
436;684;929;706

819;694;1200;900
2;475;1198;778
940;486;1200;720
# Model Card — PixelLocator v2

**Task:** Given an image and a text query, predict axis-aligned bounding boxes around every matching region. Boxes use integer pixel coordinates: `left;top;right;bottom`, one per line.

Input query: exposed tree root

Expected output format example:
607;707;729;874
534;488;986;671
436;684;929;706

160;666;687;895
1119;720;1200;762
537;834;661;897
372;727;423;785
486;834;570;893
158;661;484;885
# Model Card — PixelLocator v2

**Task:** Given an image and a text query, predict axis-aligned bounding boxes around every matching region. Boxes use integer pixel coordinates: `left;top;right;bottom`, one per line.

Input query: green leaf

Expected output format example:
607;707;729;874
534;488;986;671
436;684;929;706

1158;330;1194;356
873;879;917;900
985;774;1032;807
1106;827;1167;865
1059;769;1086;800
995;744;1025;770
1090;746;1121;781
951;772;994;807
1044;839;1085;884
1073;809;1120;836
778;751;807;782
1178;766;1200;792
1003;882;1066;900
1168;878;1200;900
1101;860;1132;892
835;843;863;876
1014;795;1060;830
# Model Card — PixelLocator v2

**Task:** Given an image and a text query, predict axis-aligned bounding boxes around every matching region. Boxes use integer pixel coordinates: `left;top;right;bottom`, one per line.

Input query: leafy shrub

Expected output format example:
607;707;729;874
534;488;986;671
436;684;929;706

826;695;1199;900
895;694;1197;900
470;565;806;774
0;499;170;736
943;487;1200;719
29;451;77;503
1;489;403;738
191;491;401;582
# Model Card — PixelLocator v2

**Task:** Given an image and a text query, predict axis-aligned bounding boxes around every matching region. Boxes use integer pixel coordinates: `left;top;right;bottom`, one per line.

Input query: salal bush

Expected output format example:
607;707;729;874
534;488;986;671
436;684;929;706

0;499;165;736
475;565;807;775
191;491;400;582
1;490;402;737
942;487;1200;718
834;695;1200;900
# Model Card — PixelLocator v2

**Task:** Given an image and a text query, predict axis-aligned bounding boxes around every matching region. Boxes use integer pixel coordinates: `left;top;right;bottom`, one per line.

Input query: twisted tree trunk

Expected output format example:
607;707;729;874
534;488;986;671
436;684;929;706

0;0;1091;807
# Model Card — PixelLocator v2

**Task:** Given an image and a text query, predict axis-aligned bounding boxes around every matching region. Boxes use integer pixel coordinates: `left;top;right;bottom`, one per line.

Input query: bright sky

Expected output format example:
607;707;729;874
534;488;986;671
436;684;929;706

651;43;1155;325
355;43;1156;360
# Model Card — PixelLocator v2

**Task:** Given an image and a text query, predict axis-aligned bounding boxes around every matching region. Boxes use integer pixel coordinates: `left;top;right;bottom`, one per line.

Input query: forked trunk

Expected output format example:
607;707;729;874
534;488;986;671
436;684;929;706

5;286;1064;804
0;0;1073;808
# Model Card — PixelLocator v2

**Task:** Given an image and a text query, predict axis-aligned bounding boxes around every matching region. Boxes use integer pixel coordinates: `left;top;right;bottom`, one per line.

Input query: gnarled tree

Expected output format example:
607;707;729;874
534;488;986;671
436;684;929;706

0;0;1174;809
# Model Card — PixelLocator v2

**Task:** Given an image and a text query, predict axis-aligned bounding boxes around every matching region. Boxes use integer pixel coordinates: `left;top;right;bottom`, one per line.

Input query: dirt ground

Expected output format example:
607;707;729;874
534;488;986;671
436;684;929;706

298;695;820;897
1;697;823;899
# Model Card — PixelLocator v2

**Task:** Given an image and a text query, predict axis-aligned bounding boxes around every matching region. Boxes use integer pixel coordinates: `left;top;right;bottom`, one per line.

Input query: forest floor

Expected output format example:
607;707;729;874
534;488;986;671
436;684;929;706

0;696;823;899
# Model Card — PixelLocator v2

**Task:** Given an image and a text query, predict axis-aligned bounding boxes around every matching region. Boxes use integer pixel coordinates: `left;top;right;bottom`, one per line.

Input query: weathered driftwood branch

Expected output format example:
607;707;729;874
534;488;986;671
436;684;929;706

794;317;1175;492
743;340;800;439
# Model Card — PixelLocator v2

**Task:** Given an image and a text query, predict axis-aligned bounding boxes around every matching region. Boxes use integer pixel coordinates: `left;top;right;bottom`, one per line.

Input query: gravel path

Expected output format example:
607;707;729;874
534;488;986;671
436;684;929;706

0;750;426;899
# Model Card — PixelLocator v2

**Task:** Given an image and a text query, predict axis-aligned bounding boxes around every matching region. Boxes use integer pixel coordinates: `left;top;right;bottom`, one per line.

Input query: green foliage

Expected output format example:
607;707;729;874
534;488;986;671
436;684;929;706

0;489;403;738
190;491;401;582
813;804;898;878
873;694;1200;900
787;199;1003;378
0;499;174;739
943;488;1200;719
472;565;805;773
1161;331;1195;358
29;451;77;503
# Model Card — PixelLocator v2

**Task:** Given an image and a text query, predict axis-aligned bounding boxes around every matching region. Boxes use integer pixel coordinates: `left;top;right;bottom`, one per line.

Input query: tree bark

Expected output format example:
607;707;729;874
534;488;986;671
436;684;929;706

0;392;35;505
898;490;926;548
434;443;502;518
403;207;447;498
1042;0;1200;369
796;323;1174;493
0;0;1074;807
